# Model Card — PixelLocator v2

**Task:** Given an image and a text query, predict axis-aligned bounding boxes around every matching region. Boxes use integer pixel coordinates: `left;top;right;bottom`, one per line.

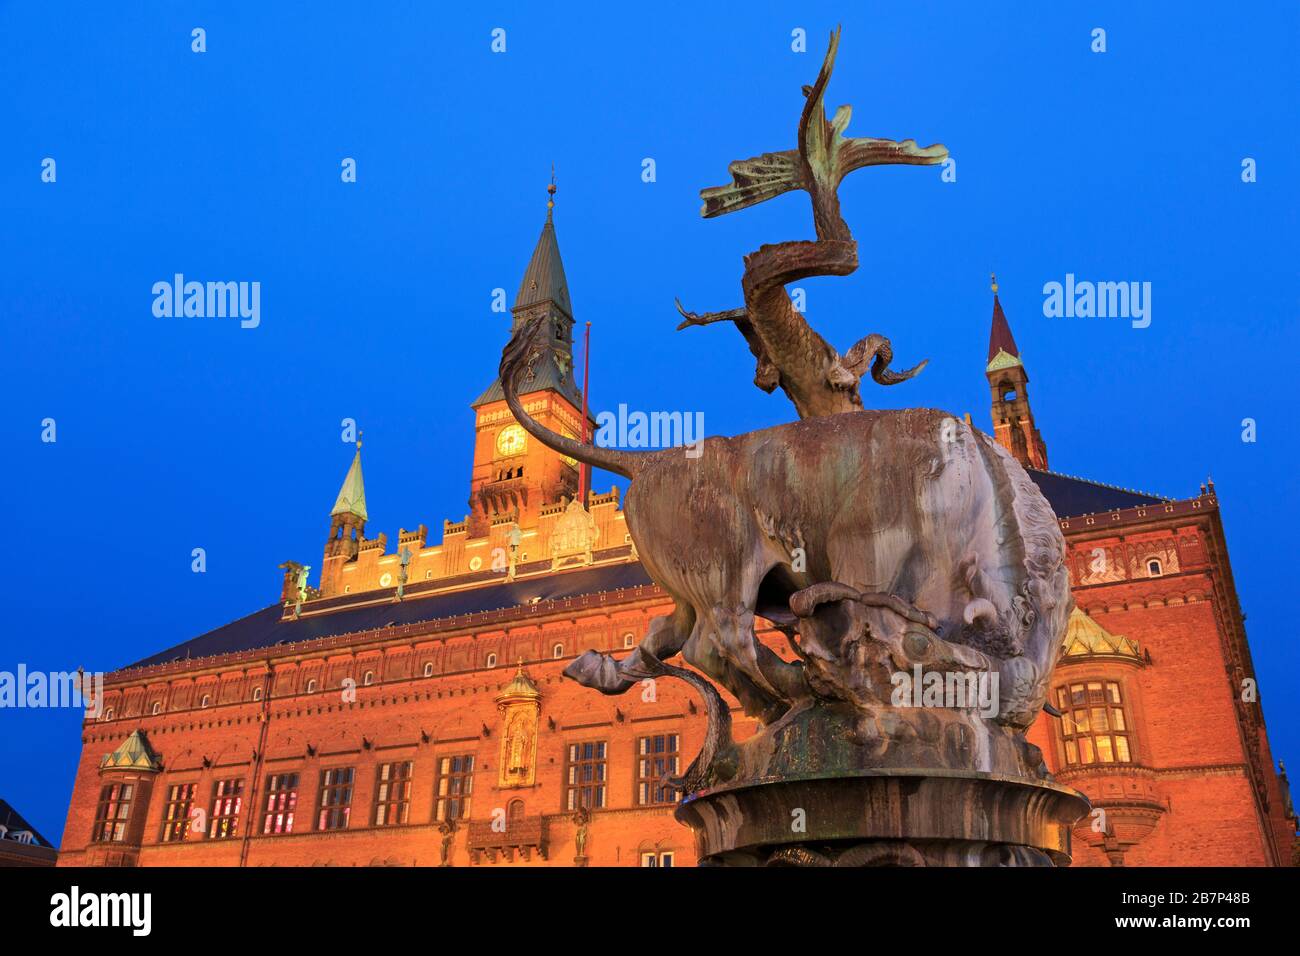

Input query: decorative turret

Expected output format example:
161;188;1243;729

986;274;1049;470
326;440;368;558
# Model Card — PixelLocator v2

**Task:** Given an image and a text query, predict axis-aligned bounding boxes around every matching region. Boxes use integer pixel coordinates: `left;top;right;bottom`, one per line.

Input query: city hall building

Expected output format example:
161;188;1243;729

56;202;1296;867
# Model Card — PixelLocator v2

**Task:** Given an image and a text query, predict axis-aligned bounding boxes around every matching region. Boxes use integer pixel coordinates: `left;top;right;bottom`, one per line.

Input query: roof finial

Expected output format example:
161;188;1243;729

547;164;557;222
990;271;998;295
357;429;363;451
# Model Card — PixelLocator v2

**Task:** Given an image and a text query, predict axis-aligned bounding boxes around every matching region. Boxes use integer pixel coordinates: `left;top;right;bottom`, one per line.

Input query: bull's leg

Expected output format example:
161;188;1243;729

563;603;695;696
683;606;794;725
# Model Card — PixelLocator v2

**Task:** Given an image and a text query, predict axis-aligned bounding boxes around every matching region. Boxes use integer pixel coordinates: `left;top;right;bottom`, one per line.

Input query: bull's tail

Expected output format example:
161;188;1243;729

498;314;651;481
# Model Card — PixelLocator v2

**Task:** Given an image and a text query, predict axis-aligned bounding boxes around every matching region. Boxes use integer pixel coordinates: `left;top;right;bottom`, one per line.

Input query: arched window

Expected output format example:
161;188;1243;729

306;679;317;694
1055;681;1133;766
151;702;161;715
486;653;498;668
103;708;114;721
201;694;211;708
623;633;635;649
423;662;434;678
363;670;375;687
1146;558;1163;577
552;643;564;659
252;687;263;701
508;798;525;821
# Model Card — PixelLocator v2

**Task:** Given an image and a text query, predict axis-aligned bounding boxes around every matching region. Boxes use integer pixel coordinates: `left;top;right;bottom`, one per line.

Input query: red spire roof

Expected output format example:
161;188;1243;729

987;293;1020;362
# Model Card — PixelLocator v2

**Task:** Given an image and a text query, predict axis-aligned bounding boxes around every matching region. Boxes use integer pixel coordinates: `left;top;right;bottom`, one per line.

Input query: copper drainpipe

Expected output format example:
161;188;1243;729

578;320;592;508
239;659;274;867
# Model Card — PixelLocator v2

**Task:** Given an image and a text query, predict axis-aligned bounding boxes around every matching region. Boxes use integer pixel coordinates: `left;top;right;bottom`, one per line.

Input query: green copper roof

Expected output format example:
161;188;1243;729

1062;609;1142;660
986;348;1023;373
331;448;368;521
100;730;162;772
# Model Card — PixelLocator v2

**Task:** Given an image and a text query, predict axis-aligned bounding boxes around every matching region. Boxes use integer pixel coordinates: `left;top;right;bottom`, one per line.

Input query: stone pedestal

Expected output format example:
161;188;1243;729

675;770;1089;867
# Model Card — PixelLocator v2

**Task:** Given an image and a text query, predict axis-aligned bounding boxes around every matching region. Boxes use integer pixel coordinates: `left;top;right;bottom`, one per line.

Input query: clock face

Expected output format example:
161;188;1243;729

496;424;527;457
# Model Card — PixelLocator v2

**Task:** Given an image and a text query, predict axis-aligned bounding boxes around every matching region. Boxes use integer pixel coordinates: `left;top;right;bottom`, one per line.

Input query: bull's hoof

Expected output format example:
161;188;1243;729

562;650;636;695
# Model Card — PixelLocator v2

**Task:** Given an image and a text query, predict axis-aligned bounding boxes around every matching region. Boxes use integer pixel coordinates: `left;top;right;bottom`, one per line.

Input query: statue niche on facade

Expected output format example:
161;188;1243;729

498;28;1086;866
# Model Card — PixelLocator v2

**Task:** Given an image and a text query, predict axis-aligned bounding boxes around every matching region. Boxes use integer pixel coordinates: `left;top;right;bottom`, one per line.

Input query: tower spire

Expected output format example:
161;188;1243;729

984;277;1048;471
331;439;367;521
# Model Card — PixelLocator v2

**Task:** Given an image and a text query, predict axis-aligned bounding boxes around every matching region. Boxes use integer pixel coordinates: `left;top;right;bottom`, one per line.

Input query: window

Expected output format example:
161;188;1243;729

425;570;433;579
200;695;211;708
1146;558;1163;576
640;851;675;867
209;778;244;839
566;741;607;811
423;662;434;678
151;702;161;715
623;633;634;649
252;687;263;701
160;783;196;842
374;762;413;826
103;708;114;721
92;783;135;843
363;670;375;686
486;653;498;668
552;643;564;659
317;768;355;830
636;734;680;806
435;755;475;822
306;679;317;694
262;773;299;834
1056;681;1134;767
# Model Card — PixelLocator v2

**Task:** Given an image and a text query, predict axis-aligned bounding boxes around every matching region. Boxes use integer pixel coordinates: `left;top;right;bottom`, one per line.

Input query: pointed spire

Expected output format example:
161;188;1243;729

987;273;1021;370
514;175;572;317
331;438;368;521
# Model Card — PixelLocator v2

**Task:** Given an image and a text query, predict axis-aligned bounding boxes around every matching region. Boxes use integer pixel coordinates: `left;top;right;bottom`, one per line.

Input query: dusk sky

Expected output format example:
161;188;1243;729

2;2;1296;841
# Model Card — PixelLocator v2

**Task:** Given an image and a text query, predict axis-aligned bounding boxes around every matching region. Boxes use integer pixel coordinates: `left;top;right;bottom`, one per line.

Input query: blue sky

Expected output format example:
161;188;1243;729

1;2;1296;841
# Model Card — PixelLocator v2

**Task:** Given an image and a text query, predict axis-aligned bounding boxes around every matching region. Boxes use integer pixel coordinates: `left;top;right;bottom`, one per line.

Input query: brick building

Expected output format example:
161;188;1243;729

56;211;1295;868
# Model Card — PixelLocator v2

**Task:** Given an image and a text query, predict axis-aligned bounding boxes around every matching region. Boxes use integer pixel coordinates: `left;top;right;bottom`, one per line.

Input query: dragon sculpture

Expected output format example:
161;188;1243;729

498;29;1073;801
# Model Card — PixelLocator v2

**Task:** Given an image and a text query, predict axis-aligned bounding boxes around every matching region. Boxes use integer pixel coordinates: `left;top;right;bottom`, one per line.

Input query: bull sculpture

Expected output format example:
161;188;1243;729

497;29;1072;792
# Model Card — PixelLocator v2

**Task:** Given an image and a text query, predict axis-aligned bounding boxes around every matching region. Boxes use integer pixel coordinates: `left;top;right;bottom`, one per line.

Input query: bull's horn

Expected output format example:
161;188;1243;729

789;581;862;618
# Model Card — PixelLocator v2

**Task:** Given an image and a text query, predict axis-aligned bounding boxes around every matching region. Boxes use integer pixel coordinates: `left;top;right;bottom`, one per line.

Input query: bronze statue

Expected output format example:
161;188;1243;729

437;820;456;867
500;29;1085;865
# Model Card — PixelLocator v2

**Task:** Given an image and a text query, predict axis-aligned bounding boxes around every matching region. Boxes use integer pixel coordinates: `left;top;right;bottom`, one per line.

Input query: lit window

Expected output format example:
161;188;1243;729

374;761;413;826
92;783;135;843
1056;681;1134;767
425;570;433;579
262;773;299;834
553;643;564;659
566;741;607;811
209;778;244;839
640;851;675;867
623;633;634;649
160;783;196;843
435;755;475;822
637;734;681;806
317;767;354;831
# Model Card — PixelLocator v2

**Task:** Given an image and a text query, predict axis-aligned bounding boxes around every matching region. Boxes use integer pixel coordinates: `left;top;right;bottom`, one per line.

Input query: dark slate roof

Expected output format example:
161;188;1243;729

0;799;54;847
126;561;654;670
1027;468;1168;517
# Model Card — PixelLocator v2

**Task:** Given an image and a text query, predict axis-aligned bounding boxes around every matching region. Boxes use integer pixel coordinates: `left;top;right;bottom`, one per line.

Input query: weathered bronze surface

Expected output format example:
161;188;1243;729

498;28;1088;865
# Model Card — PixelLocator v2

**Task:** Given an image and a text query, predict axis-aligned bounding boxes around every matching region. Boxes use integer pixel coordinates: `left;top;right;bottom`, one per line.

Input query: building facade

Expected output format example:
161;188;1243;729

56;214;1295;868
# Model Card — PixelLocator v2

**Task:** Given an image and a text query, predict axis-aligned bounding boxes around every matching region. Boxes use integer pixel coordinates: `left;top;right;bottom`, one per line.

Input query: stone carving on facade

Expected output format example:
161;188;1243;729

550;497;599;570
495;663;541;788
497;28;1086;865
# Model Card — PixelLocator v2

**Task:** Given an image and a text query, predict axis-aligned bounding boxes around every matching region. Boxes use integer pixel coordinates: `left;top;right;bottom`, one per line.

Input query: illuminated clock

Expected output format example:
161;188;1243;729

496;424;527;457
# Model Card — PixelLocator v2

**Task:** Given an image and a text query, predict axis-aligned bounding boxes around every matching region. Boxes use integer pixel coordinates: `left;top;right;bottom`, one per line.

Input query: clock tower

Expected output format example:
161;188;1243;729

468;182;586;537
